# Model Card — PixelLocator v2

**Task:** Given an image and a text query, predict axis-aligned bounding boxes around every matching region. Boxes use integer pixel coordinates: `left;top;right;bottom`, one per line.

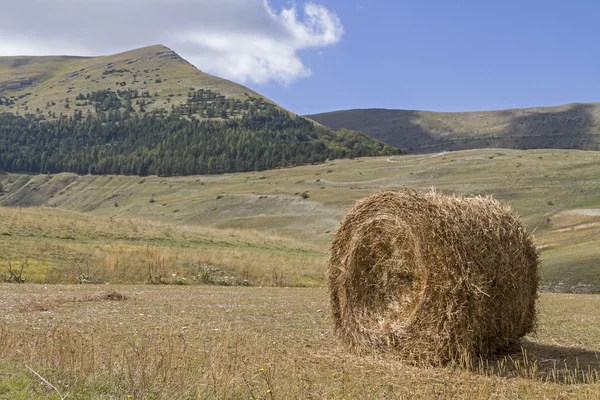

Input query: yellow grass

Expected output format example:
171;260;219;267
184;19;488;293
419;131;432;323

0;207;324;286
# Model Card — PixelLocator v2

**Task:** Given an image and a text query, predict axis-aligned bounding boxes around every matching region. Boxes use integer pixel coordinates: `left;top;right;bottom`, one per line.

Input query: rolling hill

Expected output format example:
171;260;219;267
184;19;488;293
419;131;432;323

2;148;599;293
307;104;600;153
0;45;400;176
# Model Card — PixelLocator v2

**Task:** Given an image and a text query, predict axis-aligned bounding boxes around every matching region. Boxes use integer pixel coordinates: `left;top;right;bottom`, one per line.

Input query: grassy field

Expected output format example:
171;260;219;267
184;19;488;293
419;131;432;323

2;148;599;291
0;285;598;399
0;207;323;287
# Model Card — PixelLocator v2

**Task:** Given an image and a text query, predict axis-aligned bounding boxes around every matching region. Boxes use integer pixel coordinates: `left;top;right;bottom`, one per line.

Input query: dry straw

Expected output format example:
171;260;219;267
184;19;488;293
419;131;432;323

328;190;540;365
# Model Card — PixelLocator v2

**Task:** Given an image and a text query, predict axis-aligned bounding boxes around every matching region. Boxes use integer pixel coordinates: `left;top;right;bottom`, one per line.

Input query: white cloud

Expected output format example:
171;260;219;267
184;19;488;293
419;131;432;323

179;33;312;85
0;37;88;57
0;0;343;86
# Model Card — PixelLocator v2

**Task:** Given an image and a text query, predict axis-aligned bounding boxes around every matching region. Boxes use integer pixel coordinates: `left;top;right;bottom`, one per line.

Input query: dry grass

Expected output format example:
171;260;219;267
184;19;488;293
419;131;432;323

0;207;325;286
328;190;539;364
0;285;598;399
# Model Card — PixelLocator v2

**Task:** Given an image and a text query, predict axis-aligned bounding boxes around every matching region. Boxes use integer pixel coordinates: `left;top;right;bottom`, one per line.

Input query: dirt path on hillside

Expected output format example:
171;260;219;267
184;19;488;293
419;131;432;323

568;209;600;216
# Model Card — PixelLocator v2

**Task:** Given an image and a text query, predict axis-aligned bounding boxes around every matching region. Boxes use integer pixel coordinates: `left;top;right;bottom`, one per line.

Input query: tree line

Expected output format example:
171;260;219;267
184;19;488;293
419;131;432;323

0;103;401;176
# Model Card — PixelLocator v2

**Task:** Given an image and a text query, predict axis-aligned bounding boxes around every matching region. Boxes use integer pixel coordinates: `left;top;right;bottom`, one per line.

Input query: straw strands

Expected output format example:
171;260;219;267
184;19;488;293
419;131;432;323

328;190;540;364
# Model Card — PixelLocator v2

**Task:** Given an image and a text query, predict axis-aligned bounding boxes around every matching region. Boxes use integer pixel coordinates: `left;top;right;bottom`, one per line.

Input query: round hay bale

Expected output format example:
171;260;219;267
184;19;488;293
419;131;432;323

328;190;539;364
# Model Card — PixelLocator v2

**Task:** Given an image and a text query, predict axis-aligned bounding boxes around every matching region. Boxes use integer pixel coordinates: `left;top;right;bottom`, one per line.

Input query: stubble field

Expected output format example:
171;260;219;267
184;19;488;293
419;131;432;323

1;285;599;399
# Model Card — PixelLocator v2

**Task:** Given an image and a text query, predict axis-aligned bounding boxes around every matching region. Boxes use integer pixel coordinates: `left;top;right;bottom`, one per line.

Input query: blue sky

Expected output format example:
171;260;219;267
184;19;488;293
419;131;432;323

2;0;599;115
256;0;600;115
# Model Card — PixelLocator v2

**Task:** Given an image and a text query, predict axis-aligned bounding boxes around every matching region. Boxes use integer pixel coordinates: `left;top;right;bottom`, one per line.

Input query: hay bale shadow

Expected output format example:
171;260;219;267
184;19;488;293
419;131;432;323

479;340;600;384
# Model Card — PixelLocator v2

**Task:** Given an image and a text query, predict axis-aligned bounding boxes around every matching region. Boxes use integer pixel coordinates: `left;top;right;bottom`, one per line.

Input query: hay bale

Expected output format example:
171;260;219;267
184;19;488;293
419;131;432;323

328;190;539;364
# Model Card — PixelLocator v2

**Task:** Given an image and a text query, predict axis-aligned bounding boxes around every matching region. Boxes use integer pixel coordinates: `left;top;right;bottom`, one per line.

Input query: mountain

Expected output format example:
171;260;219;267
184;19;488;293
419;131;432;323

306;104;600;153
0;44;269;116
0;45;400;176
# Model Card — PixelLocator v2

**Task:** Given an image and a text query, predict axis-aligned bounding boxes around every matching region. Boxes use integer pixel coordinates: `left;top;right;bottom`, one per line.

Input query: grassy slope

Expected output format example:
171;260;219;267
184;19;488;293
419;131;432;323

307;104;600;153
0;285;599;398
0;44;274;118
1;148;600;291
0;207;323;287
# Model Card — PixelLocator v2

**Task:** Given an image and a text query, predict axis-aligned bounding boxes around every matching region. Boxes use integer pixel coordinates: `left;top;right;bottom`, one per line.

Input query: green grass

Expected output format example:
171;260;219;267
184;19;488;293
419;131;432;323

2;148;600;290
0;285;598;399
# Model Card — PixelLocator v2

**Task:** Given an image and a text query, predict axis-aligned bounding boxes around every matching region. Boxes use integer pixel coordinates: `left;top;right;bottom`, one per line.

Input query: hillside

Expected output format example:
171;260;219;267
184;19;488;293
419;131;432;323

0;45;400;176
307;104;600;153
0;44;267;117
0;206;323;286
2;148;599;293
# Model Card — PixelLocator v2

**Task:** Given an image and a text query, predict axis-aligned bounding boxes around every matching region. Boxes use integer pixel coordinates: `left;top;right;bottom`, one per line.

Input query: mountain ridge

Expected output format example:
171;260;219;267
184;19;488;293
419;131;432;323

307;102;600;153
0;45;401;176
0;44;272;118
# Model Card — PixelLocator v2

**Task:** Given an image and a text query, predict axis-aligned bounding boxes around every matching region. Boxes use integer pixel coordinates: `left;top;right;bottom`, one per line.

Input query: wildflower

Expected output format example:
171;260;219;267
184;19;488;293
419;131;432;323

267;389;272;393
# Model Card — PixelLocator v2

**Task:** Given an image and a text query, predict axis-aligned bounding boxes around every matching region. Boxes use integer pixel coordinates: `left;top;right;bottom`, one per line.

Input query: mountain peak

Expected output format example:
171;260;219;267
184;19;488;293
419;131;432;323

0;44;269;116
108;44;178;59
